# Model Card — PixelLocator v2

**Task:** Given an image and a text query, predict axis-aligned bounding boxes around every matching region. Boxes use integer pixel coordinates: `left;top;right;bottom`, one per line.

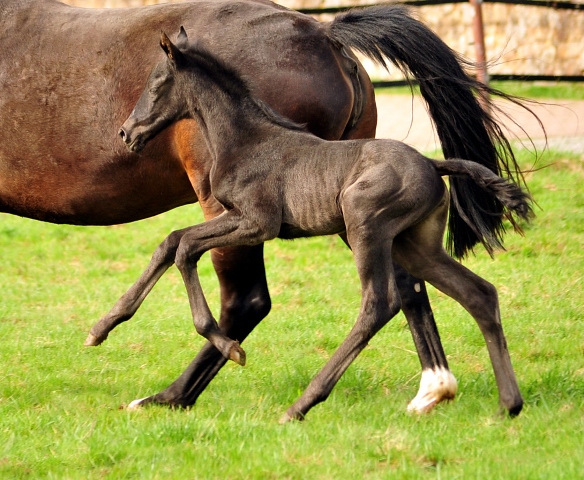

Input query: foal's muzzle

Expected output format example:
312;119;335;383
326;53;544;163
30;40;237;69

118;127;128;143
118;126;144;153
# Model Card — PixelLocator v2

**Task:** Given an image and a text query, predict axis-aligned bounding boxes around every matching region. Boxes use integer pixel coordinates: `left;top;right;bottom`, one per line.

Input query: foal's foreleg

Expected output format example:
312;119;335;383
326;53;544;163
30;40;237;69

173;211;274;366
84;227;192;346
130;244;270;409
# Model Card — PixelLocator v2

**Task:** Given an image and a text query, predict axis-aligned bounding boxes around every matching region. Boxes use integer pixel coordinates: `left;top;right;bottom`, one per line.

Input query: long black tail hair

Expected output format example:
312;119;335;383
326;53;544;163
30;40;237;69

327;5;533;258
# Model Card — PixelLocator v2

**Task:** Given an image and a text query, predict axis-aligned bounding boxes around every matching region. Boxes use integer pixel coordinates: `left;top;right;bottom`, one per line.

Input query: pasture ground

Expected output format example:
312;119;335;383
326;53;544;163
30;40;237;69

1;91;584;478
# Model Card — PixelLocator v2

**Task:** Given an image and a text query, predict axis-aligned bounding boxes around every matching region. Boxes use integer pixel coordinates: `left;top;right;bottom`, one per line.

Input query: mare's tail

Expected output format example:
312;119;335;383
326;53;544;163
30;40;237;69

326;5;533;257
433;158;533;254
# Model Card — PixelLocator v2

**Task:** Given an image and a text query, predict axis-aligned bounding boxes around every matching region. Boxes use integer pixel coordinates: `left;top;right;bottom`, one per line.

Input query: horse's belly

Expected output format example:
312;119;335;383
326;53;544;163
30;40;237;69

0;157;197;225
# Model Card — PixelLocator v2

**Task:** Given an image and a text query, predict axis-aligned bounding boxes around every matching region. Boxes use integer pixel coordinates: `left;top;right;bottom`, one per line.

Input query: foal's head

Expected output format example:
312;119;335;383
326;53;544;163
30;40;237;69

119;28;201;153
119;28;306;154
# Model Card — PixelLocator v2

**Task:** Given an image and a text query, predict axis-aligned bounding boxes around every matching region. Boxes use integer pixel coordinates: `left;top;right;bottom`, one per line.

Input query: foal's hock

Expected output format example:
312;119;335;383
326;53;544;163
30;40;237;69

116;30;532;420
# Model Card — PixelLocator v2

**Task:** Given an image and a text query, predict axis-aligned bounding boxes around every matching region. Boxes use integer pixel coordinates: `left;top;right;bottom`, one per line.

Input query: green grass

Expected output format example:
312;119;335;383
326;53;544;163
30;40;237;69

1;147;584;479
375;81;584;100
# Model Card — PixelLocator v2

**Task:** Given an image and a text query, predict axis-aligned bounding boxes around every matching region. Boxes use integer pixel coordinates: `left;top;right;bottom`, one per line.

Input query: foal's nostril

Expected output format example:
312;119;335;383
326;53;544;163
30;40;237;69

118;128;127;142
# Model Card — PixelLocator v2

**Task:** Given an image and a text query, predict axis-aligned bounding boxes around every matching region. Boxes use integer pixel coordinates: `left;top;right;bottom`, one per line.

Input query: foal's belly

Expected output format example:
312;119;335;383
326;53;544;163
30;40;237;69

279;190;346;239
277;221;345;240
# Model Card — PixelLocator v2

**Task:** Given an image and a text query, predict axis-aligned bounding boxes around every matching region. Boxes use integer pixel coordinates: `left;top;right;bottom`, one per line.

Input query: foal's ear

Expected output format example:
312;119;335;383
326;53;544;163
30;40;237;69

176;26;188;47
160;31;184;65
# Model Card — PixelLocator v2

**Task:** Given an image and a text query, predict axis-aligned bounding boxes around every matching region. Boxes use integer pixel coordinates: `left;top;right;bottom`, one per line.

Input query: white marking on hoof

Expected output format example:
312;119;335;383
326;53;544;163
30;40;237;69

407;367;457;414
414;283;421;293
127;398;148;411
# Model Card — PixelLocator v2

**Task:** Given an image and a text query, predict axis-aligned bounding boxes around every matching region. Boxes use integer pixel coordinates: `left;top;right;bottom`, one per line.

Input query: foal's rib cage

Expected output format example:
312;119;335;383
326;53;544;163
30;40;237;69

93;28;531;420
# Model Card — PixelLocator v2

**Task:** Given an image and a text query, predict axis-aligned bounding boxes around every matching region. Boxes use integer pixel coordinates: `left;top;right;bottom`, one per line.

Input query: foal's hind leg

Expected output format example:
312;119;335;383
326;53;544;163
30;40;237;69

394;265;457;413
394;206;523;415
281;226;401;422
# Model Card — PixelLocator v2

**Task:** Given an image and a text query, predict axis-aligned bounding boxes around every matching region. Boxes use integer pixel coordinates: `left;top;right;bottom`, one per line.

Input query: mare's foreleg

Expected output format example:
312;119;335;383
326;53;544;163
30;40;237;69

85;227;191;346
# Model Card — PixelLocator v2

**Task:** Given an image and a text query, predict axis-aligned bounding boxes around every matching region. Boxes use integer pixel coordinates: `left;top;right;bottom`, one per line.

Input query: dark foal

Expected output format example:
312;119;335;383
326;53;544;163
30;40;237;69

4;0;491;413
115;31;531;421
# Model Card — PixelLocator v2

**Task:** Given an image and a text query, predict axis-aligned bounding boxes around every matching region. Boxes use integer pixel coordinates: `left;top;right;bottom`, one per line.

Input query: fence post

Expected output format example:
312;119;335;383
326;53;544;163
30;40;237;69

469;0;489;86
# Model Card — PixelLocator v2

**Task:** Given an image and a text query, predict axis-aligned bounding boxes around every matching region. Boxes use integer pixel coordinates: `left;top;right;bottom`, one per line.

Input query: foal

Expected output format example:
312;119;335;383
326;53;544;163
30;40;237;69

116;30;531;421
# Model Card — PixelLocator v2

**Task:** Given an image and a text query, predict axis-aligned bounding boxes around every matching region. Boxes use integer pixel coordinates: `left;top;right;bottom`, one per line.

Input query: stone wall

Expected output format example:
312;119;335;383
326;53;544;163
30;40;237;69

60;0;584;79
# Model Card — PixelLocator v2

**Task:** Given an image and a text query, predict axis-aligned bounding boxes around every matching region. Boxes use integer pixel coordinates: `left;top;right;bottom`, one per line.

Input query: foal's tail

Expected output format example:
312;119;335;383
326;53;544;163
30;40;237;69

433;159;533;254
326;6;536;258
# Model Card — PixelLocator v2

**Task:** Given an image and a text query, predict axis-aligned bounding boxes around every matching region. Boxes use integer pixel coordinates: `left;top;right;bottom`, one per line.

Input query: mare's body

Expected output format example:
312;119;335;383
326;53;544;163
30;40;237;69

0;0;369;223
116;33;531;420
2;1;520;411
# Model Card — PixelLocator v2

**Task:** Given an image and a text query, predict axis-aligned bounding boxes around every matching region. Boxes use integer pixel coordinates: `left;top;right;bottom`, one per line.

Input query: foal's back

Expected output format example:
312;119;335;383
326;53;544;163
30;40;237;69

277;136;446;240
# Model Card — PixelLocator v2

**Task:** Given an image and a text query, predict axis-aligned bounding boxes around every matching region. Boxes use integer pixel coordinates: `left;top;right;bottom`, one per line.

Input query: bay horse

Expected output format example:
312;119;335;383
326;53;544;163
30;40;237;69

116;30;531;420
1;0;522;412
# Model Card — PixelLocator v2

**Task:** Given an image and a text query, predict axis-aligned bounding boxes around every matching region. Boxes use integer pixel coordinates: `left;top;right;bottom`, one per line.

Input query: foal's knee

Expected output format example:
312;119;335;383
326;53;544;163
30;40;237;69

155;229;187;264
174;239;203;272
387;294;402;321
468;279;498;310
360;294;401;338
466;279;501;329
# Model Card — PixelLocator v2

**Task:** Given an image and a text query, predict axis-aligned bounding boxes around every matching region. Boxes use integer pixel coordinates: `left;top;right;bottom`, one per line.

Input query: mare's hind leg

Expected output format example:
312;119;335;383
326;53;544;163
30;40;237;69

393;203;523;415
339;233;456;413
394;265;458;413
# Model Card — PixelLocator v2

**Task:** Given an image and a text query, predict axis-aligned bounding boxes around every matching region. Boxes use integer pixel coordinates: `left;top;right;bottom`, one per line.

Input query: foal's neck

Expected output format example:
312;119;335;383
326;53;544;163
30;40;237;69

181;66;288;162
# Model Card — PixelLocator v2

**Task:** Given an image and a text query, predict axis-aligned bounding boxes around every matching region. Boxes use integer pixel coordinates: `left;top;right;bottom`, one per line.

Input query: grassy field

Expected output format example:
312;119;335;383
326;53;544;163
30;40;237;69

1;145;583;479
375;81;584;100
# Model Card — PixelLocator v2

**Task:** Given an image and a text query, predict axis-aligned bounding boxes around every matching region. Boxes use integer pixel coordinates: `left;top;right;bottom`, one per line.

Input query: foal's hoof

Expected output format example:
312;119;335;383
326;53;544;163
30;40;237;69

278;410;305;424
279;412;293;424
84;332;106;347
229;342;246;366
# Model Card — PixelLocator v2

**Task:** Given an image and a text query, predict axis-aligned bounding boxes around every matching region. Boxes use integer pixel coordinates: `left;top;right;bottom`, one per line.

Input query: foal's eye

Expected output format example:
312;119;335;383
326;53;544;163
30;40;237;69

150;81;166;95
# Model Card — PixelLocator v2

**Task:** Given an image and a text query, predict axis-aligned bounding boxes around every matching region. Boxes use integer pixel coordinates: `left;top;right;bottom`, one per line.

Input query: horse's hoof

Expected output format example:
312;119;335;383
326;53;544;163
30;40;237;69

127;398;148;410
407;367;458;414
229;342;246;366
279;412;293;424
279;410;304;424
84;332;105;347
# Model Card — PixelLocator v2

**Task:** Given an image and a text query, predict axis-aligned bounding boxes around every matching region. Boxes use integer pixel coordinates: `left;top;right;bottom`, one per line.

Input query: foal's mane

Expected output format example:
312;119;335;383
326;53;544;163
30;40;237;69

182;43;307;132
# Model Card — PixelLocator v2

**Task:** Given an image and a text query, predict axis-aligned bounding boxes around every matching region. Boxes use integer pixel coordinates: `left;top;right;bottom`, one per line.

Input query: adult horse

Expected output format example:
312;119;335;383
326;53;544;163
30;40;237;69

0;0;520;412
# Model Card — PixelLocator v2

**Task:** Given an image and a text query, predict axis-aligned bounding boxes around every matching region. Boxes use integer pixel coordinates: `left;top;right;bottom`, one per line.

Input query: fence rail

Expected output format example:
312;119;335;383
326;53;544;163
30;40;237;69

297;0;584;14
298;0;584;84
